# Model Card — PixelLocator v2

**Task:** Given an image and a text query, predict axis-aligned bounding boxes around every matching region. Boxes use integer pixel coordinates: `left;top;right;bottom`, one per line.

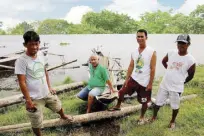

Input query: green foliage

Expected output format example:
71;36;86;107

37;19;69;34
0;29;6;35
9;21;33;35
67;24;112;34
81;10;138;33
62;76;74;84
59;42;70;46
190;5;204;17
139;10;172;33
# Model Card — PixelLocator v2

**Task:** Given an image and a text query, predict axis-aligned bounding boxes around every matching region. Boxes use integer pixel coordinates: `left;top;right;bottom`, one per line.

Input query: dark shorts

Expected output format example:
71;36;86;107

119;77;151;104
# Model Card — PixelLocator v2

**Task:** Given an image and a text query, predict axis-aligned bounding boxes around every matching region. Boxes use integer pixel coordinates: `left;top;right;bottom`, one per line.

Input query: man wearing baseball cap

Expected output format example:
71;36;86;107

150;34;196;129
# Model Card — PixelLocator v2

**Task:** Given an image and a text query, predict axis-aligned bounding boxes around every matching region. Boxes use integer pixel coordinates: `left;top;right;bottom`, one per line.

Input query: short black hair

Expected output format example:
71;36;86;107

137;29;148;37
23;31;40;44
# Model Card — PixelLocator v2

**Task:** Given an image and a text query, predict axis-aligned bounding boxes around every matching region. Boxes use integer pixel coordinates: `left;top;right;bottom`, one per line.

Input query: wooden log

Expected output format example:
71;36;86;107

0;65;15;70
48;53;64;57
0;94;197;133
62;66;80;69
0;82;85;108
47;59;77;71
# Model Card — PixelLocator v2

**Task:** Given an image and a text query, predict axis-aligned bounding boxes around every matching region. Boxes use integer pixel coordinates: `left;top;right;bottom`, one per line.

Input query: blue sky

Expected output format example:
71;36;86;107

159;0;185;8
0;0;204;29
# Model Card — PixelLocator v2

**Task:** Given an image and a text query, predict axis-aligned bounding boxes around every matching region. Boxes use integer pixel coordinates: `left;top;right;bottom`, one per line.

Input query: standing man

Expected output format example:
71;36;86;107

151;34;196;129
77;54;116;113
109;29;157;125
15;31;73;136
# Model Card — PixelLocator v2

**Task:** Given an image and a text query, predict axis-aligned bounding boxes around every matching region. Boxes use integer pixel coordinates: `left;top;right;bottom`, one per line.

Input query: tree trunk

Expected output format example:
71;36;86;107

0;94;197;133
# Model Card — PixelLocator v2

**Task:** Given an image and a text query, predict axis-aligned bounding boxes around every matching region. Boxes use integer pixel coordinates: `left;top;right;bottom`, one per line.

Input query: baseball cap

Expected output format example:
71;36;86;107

176;34;191;44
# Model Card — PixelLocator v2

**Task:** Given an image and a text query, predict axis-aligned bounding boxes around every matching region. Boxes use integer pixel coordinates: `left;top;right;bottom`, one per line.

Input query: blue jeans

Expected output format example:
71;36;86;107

77;86;102;101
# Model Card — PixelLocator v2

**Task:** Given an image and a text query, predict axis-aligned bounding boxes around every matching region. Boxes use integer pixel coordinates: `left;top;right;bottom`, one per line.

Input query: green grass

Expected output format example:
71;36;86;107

0;66;203;136
53;76;74;86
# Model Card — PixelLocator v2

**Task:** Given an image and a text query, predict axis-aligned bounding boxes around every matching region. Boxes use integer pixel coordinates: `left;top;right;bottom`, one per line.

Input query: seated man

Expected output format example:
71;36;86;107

77;54;116;113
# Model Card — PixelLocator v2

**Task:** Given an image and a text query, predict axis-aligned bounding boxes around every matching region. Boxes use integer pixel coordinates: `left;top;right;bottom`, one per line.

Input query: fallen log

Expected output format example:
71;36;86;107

0;94;197;133
0;82;85;108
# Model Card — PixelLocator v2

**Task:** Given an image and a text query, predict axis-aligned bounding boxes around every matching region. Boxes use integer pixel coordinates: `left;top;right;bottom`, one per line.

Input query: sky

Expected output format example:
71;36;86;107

0;0;204;30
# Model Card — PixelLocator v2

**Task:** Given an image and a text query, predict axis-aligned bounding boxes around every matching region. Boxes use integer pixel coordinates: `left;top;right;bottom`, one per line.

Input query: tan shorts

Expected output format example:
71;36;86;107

26;93;62;128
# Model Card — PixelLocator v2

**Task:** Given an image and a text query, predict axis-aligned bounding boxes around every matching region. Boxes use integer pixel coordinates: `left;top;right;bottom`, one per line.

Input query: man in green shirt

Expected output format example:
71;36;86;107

77;54;116;113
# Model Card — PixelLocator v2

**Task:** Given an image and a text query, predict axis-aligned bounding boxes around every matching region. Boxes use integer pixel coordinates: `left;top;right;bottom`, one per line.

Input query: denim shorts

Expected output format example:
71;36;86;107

77;86;102;101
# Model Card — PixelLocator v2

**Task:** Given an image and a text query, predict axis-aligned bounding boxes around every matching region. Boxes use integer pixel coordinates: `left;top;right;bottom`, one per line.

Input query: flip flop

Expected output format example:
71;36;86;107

107;107;121;111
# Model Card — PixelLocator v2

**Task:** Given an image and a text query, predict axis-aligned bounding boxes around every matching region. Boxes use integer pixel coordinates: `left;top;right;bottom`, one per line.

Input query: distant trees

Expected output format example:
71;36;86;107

1;4;204;35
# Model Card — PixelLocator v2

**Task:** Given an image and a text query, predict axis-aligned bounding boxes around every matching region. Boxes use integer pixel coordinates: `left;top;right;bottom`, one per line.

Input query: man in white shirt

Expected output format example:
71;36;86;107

108;29;157;125
15;31;73;136
150;34;196;129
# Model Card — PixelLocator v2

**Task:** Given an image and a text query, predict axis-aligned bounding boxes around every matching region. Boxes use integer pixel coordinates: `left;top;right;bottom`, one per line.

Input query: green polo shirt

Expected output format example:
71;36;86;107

87;64;109;92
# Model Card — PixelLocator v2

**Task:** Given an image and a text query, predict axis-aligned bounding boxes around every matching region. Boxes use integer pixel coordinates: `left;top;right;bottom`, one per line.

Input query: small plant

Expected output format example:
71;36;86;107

60;42;70;46
62;76;74;84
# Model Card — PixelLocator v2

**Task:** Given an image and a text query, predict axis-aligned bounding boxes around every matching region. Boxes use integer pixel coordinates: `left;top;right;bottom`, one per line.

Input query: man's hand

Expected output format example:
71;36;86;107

110;88;117;94
26;100;37;113
49;88;56;95
146;83;152;91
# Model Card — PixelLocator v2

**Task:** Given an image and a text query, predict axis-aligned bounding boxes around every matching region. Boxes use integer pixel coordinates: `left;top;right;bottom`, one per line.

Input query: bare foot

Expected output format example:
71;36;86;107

150;117;156;123
61;114;73;121
168;122;176;129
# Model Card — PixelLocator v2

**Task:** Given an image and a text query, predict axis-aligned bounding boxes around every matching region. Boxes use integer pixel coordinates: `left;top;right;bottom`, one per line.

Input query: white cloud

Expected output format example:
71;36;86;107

0;0;55;29
105;0;171;20
176;0;204;15
64;6;93;24
0;18;22;30
0;0;55;15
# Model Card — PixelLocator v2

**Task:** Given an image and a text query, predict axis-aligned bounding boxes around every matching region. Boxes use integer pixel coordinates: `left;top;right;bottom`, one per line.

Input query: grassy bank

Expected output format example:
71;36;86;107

0;66;203;136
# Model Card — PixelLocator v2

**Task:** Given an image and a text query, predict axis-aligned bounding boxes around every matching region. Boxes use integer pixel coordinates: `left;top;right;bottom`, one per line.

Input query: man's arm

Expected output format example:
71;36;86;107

45;68;51;89
184;64;196;84
124;58;134;83
162;54;168;69
17;74;36;111
146;51;157;91
18;75;32;102
45;68;56;94
106;80;115;93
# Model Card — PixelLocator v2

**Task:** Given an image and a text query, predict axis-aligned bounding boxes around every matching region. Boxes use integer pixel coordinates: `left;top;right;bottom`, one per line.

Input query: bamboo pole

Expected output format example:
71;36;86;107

0;94;197;133
0;82;85;108
0;65;15;70
47;59;77;71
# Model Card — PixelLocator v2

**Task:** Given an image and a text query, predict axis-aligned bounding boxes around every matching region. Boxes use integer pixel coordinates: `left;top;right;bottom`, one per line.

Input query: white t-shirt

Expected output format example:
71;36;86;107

131;46;155;87
15;53;50;99
160;50;196;93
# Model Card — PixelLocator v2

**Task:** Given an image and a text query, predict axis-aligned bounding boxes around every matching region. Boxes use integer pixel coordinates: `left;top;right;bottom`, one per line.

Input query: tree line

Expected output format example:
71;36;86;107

1;5;204;35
